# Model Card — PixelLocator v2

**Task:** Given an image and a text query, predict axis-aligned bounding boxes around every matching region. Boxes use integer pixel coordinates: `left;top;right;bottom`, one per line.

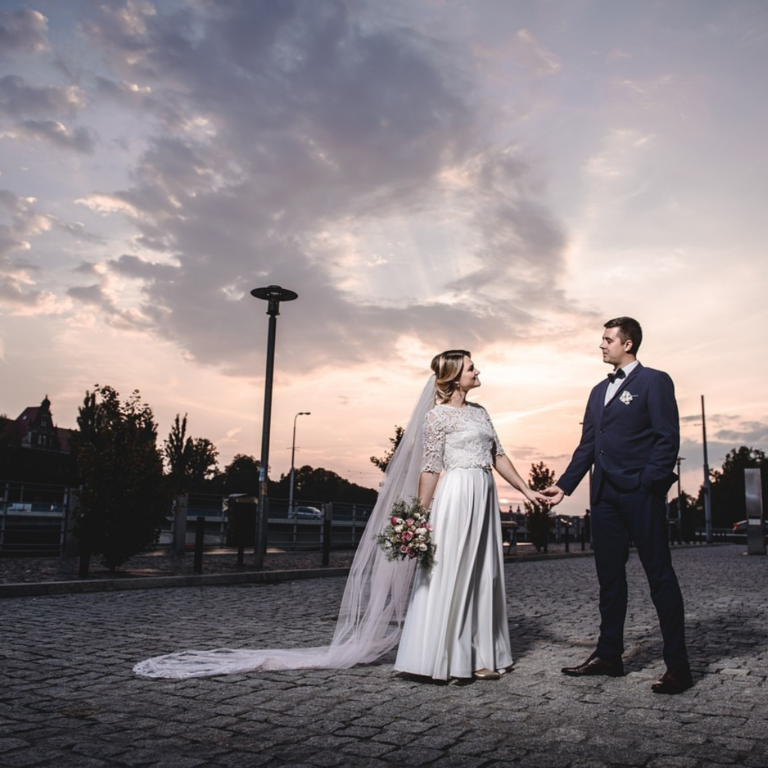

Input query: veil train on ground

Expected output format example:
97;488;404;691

133;375;436;679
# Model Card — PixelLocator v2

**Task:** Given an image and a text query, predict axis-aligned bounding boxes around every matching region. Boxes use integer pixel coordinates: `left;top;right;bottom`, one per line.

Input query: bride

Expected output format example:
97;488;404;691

134;349;547;680
395;350;547;680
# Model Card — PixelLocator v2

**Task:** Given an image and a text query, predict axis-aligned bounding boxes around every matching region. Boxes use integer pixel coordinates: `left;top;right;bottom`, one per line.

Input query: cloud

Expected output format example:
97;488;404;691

514;30;561;77
7;119;95;153
0;191;54;310
0;8;49;59
0;75;85;119
26;1;582;375
714;421;768;445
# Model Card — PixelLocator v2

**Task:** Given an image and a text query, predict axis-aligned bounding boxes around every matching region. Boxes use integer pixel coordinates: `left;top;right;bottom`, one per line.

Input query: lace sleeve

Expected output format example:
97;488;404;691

421;410;445;473
485;408;505;459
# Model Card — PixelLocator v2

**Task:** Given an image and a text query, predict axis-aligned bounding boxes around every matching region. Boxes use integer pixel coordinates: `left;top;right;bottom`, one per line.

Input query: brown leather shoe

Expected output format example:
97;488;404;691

651;669;693;695
561;652;624;678
473;667;501;680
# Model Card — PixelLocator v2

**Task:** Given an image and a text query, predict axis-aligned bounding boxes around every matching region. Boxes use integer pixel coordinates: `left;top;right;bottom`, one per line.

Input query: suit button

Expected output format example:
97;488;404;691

599;450;604;455
600;429;605;434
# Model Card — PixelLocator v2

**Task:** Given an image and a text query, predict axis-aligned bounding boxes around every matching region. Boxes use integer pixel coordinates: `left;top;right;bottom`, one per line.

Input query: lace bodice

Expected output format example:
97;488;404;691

421;403;505;473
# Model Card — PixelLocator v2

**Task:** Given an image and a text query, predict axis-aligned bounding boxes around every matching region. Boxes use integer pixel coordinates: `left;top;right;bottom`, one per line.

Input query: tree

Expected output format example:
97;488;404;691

273;464;378;505
187;437;219;487
370;425;404;472
163;414;219;492
669;490;700;543
697;446;768;528
219;454;263;496
73;385;172;572
525;461;556;552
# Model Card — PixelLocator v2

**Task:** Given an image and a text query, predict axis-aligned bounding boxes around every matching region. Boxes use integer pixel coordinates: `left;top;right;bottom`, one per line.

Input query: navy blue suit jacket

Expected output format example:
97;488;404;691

558;363;680;504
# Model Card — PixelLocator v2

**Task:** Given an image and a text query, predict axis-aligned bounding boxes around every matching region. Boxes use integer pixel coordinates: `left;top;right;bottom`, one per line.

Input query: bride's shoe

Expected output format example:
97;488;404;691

473;667;501;680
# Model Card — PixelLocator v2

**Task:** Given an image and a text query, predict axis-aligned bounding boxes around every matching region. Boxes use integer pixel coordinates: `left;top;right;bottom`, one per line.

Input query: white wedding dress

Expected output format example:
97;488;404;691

394;403;513;680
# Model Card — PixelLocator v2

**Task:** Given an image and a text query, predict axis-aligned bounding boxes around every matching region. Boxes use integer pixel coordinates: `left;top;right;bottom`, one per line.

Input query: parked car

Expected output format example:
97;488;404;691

732;519;768;533
288;506;324;520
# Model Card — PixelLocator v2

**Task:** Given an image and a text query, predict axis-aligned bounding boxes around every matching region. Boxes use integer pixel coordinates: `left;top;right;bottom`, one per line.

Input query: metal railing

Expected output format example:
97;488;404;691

0;480;744;558
0;481;68;556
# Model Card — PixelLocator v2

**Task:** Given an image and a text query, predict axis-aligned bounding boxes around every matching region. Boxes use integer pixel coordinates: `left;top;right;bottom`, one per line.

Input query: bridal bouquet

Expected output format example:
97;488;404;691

375;498;435;569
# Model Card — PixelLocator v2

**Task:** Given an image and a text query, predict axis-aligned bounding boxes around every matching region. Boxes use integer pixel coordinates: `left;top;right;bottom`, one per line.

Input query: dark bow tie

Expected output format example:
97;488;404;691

607;369;626;384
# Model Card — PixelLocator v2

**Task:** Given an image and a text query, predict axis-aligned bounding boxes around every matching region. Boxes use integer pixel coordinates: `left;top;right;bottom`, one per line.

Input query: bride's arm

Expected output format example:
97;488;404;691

418;472;440;510
493;454;549;505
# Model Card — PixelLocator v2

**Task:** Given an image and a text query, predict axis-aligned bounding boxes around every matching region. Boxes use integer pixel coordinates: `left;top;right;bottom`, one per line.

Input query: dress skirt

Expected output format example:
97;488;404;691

394;468;512;680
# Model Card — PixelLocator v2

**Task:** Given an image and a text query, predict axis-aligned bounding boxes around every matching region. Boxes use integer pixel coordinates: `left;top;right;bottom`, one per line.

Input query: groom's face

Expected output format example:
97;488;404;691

600;327;632;368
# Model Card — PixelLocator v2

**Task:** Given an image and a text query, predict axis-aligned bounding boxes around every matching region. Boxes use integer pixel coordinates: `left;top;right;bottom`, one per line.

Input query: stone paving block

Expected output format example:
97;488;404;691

379;746;444;764
646;758;704;768
0;738;31;753
426;754;489;768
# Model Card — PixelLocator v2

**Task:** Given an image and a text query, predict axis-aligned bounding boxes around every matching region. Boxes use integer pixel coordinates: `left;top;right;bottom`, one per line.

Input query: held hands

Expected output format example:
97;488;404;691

524;488;554;507
540;485;566;506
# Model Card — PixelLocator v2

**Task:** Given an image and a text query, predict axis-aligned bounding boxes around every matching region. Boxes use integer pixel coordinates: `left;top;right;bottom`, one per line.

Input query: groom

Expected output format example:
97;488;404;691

545;317;692;694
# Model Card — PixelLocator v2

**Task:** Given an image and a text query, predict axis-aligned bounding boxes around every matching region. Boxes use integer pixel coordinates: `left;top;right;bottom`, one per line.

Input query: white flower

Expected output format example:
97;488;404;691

620;390;634;405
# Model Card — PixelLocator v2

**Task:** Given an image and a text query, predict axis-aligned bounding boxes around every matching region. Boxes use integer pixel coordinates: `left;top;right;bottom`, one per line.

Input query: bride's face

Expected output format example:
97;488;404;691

457;357;481;391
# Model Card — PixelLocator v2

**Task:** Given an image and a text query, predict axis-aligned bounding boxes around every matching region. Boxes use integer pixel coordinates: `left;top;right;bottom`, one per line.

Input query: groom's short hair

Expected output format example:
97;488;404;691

605;316;642;355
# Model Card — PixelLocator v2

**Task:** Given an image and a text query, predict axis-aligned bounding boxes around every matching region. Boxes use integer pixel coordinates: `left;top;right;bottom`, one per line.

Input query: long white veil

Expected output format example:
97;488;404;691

134;375;436;679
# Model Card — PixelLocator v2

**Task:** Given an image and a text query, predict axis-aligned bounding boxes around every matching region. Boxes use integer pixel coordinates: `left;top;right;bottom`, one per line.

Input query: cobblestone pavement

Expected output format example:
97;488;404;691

1;545;766;767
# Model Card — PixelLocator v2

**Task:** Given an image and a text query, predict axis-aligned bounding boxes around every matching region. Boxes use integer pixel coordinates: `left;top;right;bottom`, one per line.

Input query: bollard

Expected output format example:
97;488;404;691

172;493;188;559
193;515;204;574
745;468;766;556
321;503;332;567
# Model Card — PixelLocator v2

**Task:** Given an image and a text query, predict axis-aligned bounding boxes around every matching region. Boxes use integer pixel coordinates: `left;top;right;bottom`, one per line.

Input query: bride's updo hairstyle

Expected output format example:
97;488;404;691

431;349;471;404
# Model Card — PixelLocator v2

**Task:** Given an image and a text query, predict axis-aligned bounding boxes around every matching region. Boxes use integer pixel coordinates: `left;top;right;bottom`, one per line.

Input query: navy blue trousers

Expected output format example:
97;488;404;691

591;481;689;673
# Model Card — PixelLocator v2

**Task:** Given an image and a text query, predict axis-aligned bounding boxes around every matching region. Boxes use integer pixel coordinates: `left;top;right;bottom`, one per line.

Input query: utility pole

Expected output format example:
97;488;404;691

701;395;713;544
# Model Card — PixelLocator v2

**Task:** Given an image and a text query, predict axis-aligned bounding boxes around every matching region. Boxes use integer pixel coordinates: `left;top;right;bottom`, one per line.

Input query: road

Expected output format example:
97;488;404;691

1;545;766;767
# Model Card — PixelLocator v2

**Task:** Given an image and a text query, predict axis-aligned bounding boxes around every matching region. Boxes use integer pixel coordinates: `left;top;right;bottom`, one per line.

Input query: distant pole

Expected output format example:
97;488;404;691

251;285;298;569
701;395;713;544
289;412;311;515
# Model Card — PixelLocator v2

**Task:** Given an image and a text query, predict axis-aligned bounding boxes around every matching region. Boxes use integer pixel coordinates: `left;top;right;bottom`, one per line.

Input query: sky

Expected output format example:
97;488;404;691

1;0;767;514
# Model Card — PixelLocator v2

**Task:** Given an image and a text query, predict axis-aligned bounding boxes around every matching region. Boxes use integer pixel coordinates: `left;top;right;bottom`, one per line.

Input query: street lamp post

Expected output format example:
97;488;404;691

289;412;311;515
251;285;298;569
701;395;713;544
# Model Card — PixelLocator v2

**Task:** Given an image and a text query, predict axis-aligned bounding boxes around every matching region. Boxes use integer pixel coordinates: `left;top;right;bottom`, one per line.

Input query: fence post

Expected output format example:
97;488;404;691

0;481;8;555
193;516;205;574
322;503;332;567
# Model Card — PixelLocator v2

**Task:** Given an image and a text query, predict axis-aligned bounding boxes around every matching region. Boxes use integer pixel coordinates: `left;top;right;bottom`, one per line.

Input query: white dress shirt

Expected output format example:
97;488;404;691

605;360;640;405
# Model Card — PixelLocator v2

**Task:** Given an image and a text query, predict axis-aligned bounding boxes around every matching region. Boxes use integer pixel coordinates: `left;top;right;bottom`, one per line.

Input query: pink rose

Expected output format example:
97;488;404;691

391;516;399;525
402;532;413;542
